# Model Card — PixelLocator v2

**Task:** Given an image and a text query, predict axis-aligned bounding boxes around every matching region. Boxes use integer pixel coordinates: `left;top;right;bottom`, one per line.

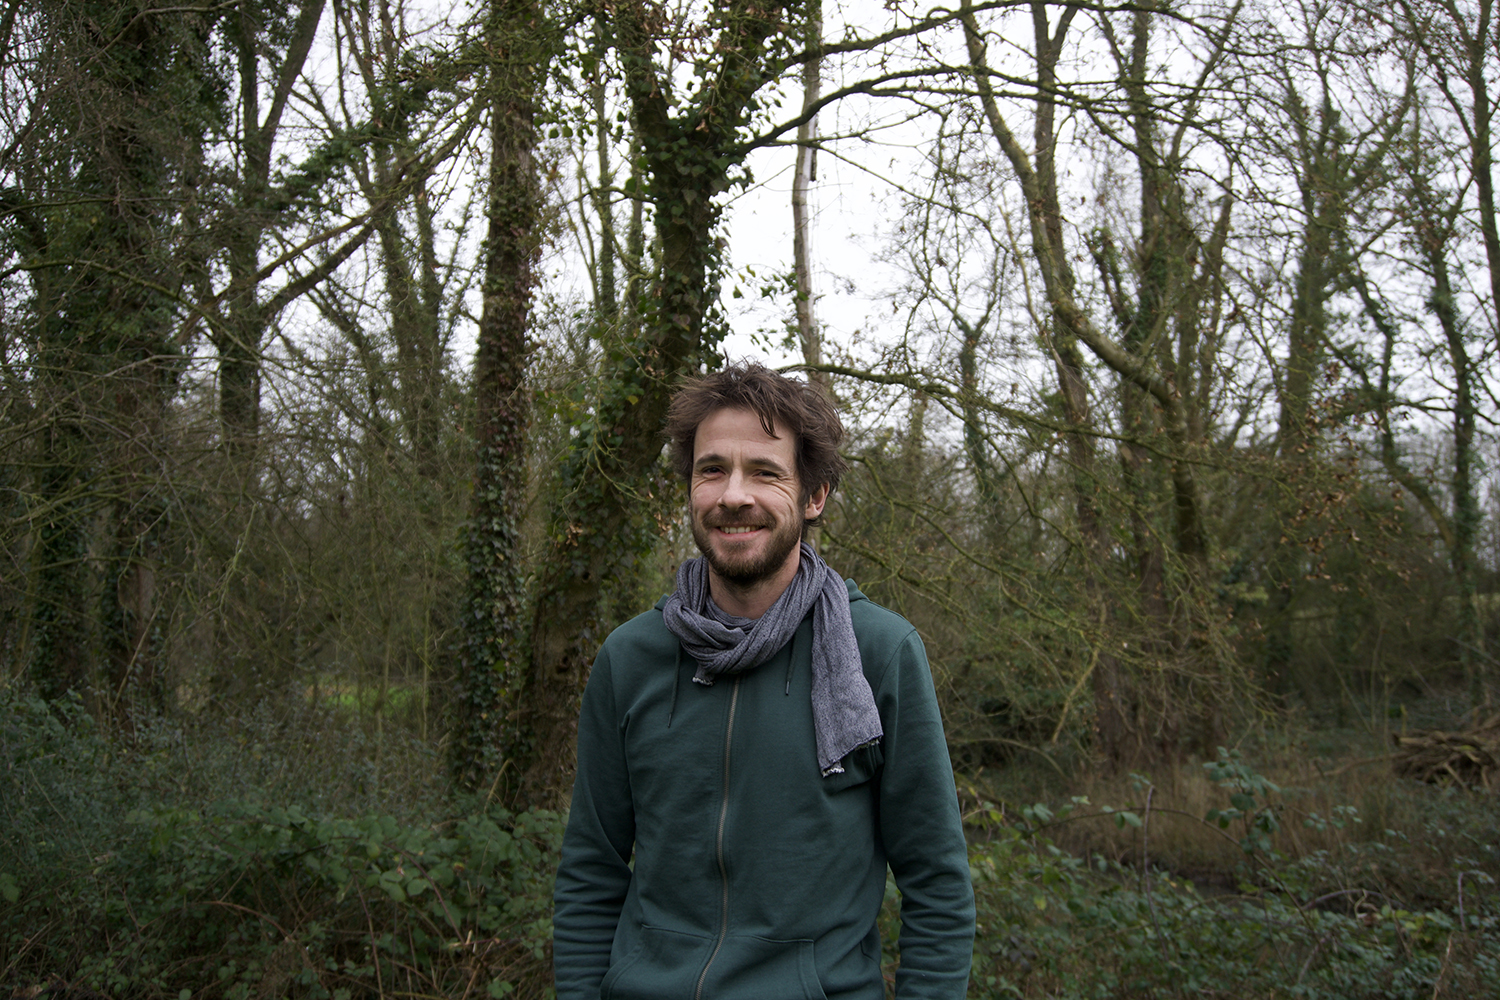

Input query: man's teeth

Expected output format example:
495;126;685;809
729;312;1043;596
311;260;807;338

720;526;759;534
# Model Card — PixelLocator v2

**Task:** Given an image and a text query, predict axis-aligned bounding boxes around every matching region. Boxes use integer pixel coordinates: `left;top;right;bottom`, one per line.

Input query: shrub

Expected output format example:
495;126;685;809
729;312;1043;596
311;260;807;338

966;751;1500;999
0;691;561;999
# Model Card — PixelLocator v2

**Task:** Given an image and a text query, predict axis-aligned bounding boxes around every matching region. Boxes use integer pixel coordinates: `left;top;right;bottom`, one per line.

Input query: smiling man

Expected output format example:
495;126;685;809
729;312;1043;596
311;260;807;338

553;363;975;1000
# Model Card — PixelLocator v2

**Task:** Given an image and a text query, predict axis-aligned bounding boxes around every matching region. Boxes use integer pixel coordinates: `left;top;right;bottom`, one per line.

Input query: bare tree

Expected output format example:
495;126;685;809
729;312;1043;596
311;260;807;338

960;0;1259;763
792;0;824;377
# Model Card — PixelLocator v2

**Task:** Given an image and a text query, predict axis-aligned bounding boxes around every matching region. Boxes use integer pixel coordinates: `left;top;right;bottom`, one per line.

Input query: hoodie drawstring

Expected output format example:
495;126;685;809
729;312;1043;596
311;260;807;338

667;645;682;727
674;623;801;720
785;629;796;695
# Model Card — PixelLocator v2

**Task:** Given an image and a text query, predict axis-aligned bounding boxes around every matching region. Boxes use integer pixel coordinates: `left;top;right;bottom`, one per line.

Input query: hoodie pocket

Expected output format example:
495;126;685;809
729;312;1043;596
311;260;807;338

600;925;709;1000
694;935;828;1000
603;928;828;1000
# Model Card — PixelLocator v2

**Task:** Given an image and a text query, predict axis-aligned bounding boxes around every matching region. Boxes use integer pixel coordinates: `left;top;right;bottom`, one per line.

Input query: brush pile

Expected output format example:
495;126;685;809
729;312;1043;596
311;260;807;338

1392;712;1500;791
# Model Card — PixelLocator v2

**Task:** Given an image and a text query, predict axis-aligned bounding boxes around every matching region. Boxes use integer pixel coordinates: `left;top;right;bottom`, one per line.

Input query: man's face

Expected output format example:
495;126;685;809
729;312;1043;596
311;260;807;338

689;407;827;589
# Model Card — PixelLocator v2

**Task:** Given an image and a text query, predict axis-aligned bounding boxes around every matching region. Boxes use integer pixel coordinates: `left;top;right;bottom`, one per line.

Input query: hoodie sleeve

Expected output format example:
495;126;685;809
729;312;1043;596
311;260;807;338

553;645;635;1000
874;629;976;1000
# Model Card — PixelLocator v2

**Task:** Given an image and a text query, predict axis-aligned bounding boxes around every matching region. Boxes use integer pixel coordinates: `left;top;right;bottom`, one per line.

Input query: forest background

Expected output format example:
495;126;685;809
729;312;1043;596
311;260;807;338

3;0;1500;996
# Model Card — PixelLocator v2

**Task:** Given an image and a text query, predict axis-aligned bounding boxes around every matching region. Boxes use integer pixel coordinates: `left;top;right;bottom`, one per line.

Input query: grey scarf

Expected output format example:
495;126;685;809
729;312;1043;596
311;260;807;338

661;542;882;776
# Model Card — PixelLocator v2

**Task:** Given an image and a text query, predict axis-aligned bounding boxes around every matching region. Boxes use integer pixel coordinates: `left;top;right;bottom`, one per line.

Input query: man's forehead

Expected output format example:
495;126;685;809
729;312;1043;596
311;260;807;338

693;407;792;458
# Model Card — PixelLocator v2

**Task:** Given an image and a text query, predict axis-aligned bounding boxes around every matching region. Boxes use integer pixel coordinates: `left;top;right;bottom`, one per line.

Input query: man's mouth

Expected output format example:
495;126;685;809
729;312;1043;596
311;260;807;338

717;525;761;535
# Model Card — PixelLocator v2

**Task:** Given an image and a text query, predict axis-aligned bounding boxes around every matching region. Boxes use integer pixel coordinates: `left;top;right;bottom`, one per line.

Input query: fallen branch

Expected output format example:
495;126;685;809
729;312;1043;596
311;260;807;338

1392;713;1500;792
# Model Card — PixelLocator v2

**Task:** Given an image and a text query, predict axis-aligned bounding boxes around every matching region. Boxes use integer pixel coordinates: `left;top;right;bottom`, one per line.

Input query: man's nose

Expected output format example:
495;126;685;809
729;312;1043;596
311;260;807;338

719;469;753;507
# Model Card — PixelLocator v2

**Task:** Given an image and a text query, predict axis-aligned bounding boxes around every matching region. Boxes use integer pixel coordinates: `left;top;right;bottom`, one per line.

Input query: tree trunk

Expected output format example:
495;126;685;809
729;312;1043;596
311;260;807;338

451;0;545;790
957;319;998;507
1421;204;1486;704
20;1;197;717
505;0;796;805
792;0;823;377
214;0;327;466
29;416;92;704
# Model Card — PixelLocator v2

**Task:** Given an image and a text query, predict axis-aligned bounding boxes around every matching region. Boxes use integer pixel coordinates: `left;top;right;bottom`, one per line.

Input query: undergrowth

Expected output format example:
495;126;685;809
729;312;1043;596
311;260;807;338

0;691;561;999
4;688;1497;999
961;749;1500;998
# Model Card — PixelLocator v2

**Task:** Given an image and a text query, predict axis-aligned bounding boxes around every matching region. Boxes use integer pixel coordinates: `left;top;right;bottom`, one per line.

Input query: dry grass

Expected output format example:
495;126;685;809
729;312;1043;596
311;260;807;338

964;733;1500;908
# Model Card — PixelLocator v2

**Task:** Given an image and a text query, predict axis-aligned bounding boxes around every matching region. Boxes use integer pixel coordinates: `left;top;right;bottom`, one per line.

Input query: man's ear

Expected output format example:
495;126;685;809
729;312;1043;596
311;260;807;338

803;482;829;520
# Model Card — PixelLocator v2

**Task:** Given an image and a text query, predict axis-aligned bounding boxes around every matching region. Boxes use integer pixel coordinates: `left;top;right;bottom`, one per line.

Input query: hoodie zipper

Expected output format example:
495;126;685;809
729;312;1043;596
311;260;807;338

694;676;741;1000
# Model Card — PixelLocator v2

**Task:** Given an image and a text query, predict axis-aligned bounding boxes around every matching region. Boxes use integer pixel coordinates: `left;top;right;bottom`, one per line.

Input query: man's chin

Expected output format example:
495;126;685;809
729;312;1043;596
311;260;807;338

704;552;773;586
697;542;783;587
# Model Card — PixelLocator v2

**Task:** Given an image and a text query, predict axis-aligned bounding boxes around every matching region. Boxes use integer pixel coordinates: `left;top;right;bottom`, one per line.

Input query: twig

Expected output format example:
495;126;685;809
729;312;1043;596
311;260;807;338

1432;935;1454;999
1299;888;1396;912
1050;639;1099;744
1321;753;1399;777
1141;785;1169;963
1457;869;1488;933
200;899;295;941
360;887;385;998
1295;927;1341;987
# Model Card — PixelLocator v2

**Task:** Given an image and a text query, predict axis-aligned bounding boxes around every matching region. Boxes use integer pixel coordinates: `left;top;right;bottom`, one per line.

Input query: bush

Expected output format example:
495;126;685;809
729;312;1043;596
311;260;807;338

0;691;561;999
966;751;1500;999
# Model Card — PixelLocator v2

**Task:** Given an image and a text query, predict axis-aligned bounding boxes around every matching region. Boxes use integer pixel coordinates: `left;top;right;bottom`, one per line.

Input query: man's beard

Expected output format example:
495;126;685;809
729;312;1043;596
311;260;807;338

691;512;803;586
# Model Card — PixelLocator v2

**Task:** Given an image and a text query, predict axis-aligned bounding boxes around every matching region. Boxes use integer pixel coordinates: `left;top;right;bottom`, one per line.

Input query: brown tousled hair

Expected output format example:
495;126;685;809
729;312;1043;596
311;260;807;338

666;363;846;528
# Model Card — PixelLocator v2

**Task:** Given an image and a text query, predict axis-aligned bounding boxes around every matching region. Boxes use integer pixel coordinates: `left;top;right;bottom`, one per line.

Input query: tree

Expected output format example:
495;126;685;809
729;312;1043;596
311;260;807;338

504;0;818;803
1225;0;1413;694
210;0;328;464
958;0;1138;764
1337;119;1495;705
791;0;824;376
2;0;225;711
1393;0;1500;700
451;0;548;790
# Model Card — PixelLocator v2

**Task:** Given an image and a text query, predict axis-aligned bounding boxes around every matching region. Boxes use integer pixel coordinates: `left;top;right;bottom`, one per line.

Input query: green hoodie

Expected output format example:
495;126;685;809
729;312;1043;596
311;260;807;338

553;581;975;1000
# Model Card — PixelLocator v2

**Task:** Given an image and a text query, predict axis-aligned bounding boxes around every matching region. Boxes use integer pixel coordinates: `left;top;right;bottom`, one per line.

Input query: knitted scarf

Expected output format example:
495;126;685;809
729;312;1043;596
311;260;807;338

661;542;882;776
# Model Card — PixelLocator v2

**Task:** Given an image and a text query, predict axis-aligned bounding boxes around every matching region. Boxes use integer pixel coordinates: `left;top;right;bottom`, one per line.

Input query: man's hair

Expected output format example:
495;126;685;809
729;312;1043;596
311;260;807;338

666;362;847;528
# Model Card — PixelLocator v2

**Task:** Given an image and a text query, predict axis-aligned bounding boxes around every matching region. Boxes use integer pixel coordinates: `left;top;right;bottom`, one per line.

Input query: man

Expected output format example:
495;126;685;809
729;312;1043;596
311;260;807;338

553;363;975;1000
